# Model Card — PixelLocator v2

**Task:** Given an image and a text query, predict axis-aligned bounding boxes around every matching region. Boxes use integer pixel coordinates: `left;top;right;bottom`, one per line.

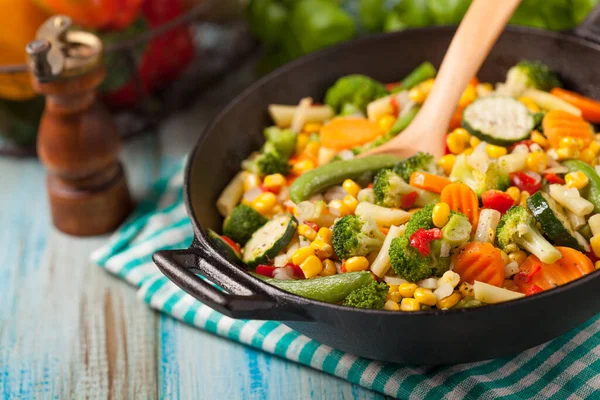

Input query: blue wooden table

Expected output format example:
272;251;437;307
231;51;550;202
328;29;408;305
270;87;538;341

0;65;388;399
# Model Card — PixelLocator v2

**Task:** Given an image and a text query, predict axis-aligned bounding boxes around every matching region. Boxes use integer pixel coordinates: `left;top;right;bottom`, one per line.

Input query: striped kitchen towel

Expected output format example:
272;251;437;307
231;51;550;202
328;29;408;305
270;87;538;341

92;161;600;399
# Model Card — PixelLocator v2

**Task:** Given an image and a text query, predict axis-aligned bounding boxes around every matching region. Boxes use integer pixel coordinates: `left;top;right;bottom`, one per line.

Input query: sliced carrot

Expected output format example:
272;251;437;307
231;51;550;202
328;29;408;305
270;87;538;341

542;109;594;149
514;247;594;293
320;117;383;150
409;171;451;193
551;88;600;123
449;106;464;130
440;182;479;227
453;242;505;286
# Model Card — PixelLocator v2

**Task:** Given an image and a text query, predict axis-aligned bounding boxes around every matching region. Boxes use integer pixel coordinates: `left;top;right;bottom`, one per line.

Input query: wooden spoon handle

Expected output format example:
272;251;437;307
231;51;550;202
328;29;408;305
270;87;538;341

415;0;521;137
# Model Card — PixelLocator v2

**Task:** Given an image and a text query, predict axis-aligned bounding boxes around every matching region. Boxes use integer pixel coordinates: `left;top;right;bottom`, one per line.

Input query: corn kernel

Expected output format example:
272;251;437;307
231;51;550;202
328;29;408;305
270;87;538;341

469;136;481;149
452;128;471;143
485;144;508;158
589;141;600;155
591;234;600;258
565;171;589;190
378;114;396;132
387;291;402;303
526;152;548;173
432;202;451;228
559;136;585;150
462;148;474;156
531;131;548;148
296;133;309;153
303;122;322;133
580;148;596;164
320;259;337;276
263;173;286;192
292;159;316;175
345;256;369;272
252;192;278;214
316;227;332;245
409;78;434;104
596;260;600;270
292;247;315;266
242;172;261;192
342;195;359;213
556;147;580;160
518;96;540;113
446;133;466;154
342;179;361;197
329;199;352;217
303;141;320;160
310;240;334;259
398;282;418;298
388;284;399;293
458;282;474;297
384;299;401;311
459;84;477;108
414;288;437;306
506;186;520;202
400;298;421;312
508;250;527;266
438;154;456;175
436;292;461;309
270;205;284;216
298;224;317;241
300;255;323;278
519;191;530;208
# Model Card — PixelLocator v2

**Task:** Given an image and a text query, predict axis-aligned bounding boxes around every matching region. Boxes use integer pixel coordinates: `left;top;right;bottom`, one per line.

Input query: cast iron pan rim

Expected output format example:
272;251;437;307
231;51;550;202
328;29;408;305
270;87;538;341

183;25;600;316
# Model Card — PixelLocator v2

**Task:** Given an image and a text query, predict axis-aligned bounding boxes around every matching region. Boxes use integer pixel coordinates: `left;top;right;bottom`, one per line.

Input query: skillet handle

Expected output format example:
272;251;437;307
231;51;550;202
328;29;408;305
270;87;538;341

153;245;310;321
575;6;600;44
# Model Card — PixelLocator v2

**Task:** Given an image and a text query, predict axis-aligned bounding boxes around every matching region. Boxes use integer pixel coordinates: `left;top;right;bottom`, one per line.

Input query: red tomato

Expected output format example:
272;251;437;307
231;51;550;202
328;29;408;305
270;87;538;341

481;190;515;214
510;171;542;194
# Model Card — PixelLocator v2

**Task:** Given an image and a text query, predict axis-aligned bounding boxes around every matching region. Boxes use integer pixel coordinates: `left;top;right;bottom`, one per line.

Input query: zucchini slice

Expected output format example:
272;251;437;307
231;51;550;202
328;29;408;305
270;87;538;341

526;191;583;251
243;214;298;268
207;229;243;266
462;96;534;146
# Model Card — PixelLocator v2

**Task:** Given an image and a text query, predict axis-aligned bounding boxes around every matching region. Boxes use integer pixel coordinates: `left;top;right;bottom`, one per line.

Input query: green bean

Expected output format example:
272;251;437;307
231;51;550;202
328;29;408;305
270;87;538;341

387;106;420;136
253;271;373;303
563;160;600;213
400;62;437;90
289;155;401;203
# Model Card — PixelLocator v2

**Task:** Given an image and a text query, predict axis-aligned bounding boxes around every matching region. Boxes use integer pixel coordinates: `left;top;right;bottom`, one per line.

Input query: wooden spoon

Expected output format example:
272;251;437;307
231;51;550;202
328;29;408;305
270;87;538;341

362;0;522;159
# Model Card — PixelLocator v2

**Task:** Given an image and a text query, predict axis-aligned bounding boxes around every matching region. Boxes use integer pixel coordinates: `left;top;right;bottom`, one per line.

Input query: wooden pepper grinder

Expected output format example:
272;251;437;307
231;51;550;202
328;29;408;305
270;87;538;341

27;16;132;236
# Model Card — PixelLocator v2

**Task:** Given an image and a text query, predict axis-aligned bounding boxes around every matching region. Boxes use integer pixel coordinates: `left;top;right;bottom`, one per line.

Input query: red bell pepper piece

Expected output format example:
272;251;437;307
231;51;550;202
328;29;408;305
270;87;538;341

385;82;401;92
544;173;565;185
256;265;277;278
305;221;319;231
481;190;515;214
400;191;418;209
390;96;400;115
221;236;241;253
516;262;542;283
509;140;535;152
409;228;442;257
525;285;544;296
510;171;542;194
286;263;306;279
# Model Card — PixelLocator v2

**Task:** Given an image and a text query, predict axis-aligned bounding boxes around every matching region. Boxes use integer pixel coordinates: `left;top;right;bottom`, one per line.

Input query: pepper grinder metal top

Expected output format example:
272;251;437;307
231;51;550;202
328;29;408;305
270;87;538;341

27;15;132;236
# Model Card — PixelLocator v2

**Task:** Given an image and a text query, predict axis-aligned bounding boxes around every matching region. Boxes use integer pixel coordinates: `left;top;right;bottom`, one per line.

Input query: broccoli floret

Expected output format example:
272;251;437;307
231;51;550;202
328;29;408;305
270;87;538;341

372;169;440;208
223;204;268;245
324;74;388;113
405;204;436;237
343;280;389;309
449;155;509;197
496;206;562;264
388;235;451;282
393;152;440;181
243;150;290;177
501;60;562;96
332;215;386;259
264;126;297;159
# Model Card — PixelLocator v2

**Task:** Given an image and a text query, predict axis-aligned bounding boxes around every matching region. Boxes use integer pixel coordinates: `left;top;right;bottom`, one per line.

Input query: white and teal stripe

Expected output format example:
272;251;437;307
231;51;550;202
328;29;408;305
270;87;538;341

92;162;600;399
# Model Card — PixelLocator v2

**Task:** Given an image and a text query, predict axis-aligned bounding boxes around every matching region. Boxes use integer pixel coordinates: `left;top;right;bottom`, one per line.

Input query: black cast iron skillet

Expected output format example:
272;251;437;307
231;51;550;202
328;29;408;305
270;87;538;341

154;10;600;365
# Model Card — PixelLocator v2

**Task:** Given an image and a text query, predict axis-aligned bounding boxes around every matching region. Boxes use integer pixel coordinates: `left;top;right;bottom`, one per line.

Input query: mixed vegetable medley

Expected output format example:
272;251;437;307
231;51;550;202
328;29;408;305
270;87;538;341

214;60;600;311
